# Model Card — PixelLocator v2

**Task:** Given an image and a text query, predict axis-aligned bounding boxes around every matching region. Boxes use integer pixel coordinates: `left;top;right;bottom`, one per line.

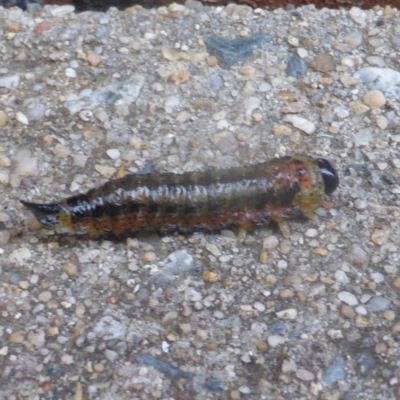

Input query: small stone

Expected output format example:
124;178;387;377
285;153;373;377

204;33;272;69
363;90;386;108
366;296;391;313
106;149;121;160
267;335;286;347
276;308;297;320
170;70;190;86
393;277;400;290
273;124;292;136
65;68;77;78
94;164;116;178
286;52;308;78
321;356;346;386
16;112;29;126
62;262;78;277
338;291;358;306
38;291;52;302
142;251;157;263
9;331;24;343
349;7;366;26
211;130;238;153
50;5;75;17
7;23;20;32
349;101;370;115
305;228;318;238
253;302;265;312
392;322;400;335
352;128;372;147
0;111;8;128
376;116;388;130
0;346;8;356
344;31;363;48
296;369;314;381
311;53;335;73
284;114;316;135
239;386;251;394
28;330;45;347
259;251;268;264
34;21;52;34
371;227;390;245
263;235;279;250
87;52;101;66
0;75;20;89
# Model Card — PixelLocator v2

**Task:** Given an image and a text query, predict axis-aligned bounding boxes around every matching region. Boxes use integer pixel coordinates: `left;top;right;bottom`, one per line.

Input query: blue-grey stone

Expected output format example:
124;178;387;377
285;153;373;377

286;52;308;78
321;356;346;386
205;32;272;69
366;296;391;313
207;73;223;91
269;321;287;335
358;353;375;375
354;67;400;97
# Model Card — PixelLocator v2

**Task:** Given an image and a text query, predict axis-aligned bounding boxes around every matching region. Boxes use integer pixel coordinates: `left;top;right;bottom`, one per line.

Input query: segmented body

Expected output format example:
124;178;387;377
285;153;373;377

21;155;338;239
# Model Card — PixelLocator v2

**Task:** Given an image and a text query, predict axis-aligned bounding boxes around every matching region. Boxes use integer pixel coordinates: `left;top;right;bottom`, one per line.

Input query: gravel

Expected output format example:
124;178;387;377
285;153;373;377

1;2;400;399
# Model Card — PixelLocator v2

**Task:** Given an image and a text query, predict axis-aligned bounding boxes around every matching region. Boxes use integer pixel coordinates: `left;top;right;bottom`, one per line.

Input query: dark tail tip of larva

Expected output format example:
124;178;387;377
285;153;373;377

21;200;62;229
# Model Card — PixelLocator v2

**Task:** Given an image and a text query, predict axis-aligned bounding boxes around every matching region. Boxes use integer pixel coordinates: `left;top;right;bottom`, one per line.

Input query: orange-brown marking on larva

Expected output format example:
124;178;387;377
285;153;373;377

21;154;339;239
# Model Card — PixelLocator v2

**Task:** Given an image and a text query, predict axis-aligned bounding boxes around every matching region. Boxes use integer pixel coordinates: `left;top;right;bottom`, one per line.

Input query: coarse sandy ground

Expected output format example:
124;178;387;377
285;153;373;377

0;2;400;399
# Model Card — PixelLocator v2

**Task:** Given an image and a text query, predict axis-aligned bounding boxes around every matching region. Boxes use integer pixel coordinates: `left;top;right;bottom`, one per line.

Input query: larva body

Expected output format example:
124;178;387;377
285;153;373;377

21;155;339;239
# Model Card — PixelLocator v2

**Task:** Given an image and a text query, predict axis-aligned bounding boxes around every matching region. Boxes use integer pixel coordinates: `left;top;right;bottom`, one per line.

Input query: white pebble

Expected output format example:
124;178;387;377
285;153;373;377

334;270;350;283
16;111;29;126
338;291;358;306
305;228;318;238
65;68;77;78
284;114;316;135
253;302;265;312
276;308;297;320
106;149;121;160
355;305;368;315
349;7;366;26
267;335;286;347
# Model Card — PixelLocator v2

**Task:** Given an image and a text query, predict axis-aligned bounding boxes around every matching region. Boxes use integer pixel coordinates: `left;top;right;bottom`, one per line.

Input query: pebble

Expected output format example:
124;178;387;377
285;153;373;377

106;149;121;160
349;101;370;115
321;356;346;386
88;316;127;341
0;110;8;128
371;227;390;245
286;52;308;78
349;7;367;26
38;291;52;302
204;32;272;69
344;31;363;49
363;90;386;108
34;21;52;34
284;115;316;135
355;67;400;97
263;235;279;250
65;68;77;78
366;296;391;313
267;335;286;347
273;124;292;136
276;308;297;320
0;75;19;89
296;369;315;381
338;291;358;306
50;5;75;17
311;53;335;73
87;52;101;66
15;111;28;126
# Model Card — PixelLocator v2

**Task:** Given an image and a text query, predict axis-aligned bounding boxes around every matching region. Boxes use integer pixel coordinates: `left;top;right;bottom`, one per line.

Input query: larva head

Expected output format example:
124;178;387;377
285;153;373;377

317;158;339;195
21;201;62;229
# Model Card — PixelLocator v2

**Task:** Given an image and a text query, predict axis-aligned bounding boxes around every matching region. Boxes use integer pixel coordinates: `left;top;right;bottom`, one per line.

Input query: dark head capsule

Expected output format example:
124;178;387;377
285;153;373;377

317;158;339;195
